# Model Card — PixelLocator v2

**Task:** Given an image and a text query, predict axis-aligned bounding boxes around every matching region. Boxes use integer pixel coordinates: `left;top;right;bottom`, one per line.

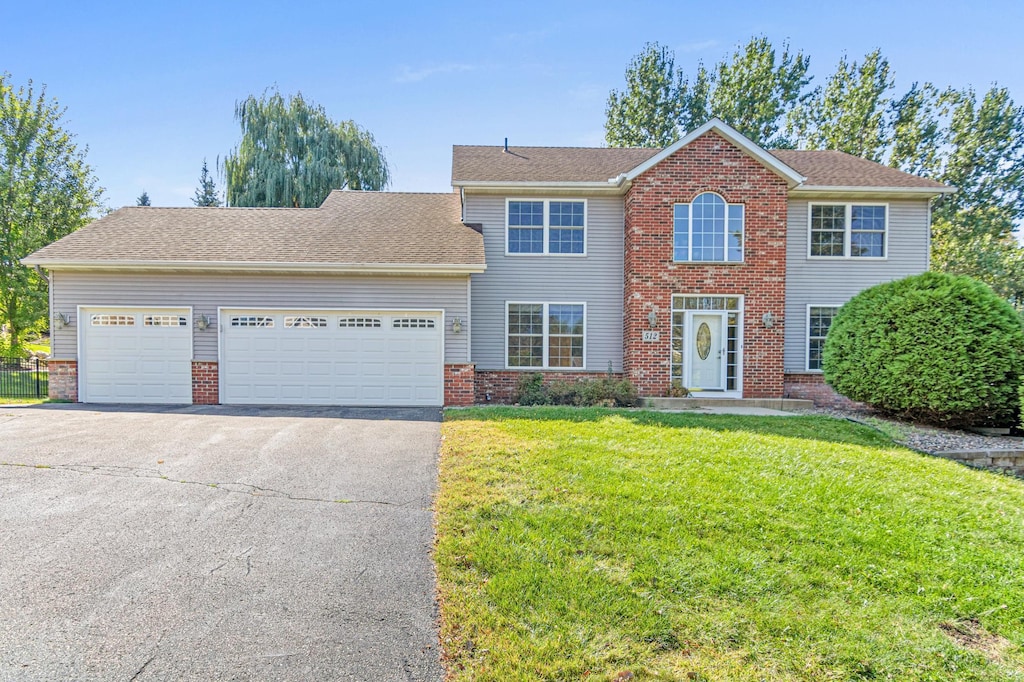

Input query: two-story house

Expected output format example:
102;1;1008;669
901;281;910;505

25;120;952;407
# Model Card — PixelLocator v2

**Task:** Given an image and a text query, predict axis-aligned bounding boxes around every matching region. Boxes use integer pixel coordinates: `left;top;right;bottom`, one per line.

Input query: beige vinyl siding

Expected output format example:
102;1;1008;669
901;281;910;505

50;271;469;363
784;198;931;372
465;194;624;371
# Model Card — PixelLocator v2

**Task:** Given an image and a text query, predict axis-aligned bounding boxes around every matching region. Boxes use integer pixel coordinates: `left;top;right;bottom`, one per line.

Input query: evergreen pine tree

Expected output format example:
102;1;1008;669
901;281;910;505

192;159;222;206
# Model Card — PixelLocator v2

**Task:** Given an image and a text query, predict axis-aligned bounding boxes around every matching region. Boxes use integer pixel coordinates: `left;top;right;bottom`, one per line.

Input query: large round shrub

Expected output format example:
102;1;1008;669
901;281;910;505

823;272;1024;426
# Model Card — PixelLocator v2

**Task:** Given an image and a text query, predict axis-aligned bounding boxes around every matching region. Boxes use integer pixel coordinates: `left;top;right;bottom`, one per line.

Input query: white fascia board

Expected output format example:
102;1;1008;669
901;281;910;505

790;184;956;197
20;259;487;274
623;118;807;187
452;180;625;194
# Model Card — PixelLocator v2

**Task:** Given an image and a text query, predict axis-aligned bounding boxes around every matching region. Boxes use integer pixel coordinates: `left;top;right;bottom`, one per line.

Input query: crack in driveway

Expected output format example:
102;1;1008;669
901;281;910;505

0;461;419;507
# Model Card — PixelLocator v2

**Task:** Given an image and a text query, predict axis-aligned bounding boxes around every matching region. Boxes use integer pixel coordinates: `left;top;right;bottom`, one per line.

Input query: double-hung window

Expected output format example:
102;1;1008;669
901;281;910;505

507;199;586;254
807;305;840;371
673;192;744;262
809;204;887;258
507;303;585;368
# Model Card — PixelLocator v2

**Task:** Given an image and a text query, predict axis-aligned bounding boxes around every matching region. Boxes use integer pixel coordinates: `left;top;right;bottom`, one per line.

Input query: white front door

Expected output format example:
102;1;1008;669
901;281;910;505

686;312;727;391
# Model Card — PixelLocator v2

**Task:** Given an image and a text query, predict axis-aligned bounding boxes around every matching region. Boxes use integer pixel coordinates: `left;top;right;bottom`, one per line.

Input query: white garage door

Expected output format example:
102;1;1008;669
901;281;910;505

220;309;444;406
80;308;193;404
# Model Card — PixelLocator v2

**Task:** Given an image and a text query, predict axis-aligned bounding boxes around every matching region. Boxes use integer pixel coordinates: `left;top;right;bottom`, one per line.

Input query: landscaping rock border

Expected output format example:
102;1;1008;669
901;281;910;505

804;406;1024;477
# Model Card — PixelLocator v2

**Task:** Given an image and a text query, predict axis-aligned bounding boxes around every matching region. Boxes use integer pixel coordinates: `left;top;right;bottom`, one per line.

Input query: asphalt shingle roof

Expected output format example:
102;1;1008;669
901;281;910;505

768;150;948;189
25;191;485;268
451;145;660;183
451;144;949;190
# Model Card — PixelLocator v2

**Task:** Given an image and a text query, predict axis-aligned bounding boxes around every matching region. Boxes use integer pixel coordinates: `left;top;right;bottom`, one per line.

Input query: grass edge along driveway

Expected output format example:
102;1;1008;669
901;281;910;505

434;407;1024;681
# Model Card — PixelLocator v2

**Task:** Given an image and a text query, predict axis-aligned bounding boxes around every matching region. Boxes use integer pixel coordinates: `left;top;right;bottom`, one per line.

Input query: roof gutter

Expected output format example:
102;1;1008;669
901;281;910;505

20;259;487;275
452;179;628;194
790;184;956;197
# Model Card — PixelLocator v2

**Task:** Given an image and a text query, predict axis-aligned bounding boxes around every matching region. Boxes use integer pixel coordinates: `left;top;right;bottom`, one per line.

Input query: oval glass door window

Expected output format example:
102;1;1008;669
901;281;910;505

696;322;712;360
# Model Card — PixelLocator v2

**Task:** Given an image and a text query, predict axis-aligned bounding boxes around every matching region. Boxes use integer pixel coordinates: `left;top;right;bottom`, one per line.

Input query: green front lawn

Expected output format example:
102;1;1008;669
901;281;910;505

436;407;1024;681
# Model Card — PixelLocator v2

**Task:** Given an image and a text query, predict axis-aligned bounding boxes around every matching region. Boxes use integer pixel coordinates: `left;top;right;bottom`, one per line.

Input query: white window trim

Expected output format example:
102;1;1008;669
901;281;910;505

505;198;588;257
504;301;587;370
669;294;744;398
807;202;889;260
672;192;746;264
805;303;843;372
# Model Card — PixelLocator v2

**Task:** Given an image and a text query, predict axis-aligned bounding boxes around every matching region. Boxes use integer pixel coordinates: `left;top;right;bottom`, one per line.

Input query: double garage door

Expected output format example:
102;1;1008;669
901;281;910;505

78;307;444;406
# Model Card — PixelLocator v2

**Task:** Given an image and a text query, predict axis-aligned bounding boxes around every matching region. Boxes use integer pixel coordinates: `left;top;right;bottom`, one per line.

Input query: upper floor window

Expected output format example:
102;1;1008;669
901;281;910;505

673;192;744;263
809;204;887;258
507;199;586;255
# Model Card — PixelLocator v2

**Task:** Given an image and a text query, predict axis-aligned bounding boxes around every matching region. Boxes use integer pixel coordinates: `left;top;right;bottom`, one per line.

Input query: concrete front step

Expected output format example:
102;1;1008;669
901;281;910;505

641;397;814;411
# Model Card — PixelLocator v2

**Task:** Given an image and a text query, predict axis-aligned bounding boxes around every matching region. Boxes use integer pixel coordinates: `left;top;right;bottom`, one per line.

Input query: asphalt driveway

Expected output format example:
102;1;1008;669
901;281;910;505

0;404;445;681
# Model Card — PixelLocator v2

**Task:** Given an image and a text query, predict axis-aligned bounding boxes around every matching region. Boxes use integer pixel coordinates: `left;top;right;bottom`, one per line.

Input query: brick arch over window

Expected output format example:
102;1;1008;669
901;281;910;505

673;191;745;263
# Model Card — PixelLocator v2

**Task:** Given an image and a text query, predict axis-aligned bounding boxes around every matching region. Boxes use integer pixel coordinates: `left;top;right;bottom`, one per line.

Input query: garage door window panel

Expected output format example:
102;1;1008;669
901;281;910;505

340;317;382;328
144;315;187;327
92;314;135;326
232;315;274;327
285;316;327;328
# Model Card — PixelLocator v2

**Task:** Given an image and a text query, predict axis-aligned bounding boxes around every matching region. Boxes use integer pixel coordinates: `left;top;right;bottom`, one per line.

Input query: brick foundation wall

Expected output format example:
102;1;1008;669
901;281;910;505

192;361;219;405
47;360;78;401
783;373;863;409
444;363;476;406
623;130;788;399
475;370;624;404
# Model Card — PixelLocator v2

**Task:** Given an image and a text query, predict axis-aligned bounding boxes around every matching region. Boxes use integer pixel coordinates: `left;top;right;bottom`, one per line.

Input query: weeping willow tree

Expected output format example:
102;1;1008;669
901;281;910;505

223;90;389;207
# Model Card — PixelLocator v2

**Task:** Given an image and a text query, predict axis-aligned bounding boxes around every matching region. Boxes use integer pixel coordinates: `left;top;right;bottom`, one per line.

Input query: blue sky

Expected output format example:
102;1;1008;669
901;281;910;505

4;0;1022;208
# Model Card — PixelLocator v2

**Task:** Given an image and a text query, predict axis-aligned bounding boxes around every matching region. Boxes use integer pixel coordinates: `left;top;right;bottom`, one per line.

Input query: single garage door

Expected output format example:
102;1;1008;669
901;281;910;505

79;307;193;404
220;309;444;406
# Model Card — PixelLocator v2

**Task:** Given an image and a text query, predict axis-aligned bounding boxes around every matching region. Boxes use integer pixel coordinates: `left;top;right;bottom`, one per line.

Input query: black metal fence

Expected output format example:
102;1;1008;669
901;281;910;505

0;356;48;399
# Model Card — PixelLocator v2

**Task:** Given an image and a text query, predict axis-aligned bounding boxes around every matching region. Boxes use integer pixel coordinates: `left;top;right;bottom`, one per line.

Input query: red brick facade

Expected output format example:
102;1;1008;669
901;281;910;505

192;361;219;405
623;130;789;399
783;373;864;409
47;360;78;401
474;370;623;404
444;363;476;406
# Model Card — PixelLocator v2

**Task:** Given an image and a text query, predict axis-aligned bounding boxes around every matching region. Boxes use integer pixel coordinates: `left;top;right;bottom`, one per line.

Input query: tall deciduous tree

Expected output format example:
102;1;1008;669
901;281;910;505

605;37;809;148
223;90;389;208
136;190;151;206
605;43;709;147
192;159;221;207
709;37;811;147
927;86;1024;306
788;50;893;161
888;82;943;177
0;73;102;348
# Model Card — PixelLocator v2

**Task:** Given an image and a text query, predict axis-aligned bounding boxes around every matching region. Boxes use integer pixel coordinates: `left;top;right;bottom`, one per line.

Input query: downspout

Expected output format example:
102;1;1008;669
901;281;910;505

459;186;465;222
926;199;932;271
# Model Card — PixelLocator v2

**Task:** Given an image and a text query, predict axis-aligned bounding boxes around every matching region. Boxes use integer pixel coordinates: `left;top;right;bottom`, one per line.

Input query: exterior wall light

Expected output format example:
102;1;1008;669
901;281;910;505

53;312;71;330
451;317;463;334
762;312;777;328
196;314;210;331
648;310;657;329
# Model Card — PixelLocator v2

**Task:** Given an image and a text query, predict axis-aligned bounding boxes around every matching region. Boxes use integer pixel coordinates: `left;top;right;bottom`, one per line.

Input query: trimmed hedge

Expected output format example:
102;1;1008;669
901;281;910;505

823;272;1024;426
514;373;639;407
